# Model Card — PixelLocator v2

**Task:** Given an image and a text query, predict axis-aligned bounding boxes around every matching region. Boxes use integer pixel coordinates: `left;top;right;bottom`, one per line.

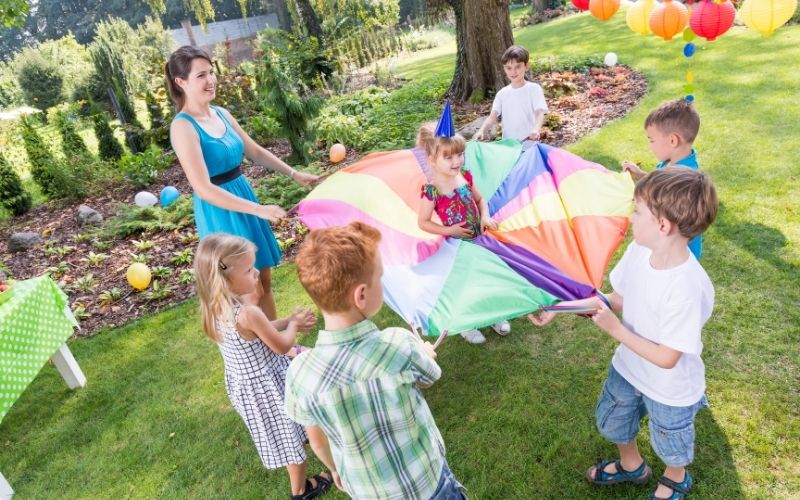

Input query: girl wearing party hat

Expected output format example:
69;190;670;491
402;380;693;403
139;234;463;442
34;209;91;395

416;101;511;344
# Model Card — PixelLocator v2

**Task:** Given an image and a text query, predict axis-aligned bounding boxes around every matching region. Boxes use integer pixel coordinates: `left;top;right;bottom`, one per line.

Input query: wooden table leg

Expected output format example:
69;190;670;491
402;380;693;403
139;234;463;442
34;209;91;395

50;344;87;389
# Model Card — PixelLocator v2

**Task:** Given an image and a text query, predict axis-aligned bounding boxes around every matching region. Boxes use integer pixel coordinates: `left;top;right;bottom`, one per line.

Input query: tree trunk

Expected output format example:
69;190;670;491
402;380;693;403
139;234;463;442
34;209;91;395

446;0;514;103
271;0;293;30
293;0;324;47
531;0;548;15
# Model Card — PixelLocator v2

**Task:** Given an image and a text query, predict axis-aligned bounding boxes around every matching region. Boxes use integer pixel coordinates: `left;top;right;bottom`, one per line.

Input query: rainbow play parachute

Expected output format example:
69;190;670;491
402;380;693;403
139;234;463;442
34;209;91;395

298;140;634;336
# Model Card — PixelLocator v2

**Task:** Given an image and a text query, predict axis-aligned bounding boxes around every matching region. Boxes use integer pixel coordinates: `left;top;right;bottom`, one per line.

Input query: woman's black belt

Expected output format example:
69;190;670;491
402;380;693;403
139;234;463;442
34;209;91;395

210;166;242;185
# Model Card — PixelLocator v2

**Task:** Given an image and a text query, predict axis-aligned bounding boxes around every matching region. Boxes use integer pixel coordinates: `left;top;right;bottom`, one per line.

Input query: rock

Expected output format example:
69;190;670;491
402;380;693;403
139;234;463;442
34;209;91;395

76;205;103;227
458;116;497;140
8;232;42;253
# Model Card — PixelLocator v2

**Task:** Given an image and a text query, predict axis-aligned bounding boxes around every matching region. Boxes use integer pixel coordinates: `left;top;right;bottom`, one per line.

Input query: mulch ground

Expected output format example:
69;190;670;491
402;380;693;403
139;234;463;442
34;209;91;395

0;65;646;336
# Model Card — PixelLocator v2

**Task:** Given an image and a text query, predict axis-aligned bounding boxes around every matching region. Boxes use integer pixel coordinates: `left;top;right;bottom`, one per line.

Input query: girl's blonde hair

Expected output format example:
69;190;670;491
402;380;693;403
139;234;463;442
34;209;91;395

416;121;466;160
193;233;256;342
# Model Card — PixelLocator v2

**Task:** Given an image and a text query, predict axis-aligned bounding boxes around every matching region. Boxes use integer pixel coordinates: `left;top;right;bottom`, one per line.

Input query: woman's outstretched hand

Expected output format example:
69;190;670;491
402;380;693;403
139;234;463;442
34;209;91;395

293;171;320;189
255;204;286;222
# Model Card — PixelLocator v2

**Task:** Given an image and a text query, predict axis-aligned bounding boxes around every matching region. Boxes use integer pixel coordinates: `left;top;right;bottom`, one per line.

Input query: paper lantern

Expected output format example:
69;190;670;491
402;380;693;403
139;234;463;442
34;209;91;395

329;143;346;163
650;0;689;41
589;0;621;20
160;186;180;207
127;263;152;291
626;0;656;35
689;0;736;41
572;0;591;10
134;191;158;207
740;0;797;35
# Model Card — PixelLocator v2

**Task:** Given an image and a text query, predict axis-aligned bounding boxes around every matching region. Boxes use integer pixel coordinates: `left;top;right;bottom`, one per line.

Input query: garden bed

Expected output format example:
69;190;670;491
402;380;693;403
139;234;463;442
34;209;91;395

0;65;646;336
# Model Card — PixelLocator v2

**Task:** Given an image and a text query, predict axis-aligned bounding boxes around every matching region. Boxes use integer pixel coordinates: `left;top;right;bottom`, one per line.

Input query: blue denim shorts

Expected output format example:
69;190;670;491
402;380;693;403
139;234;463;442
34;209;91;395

595;365;708;467
429;461;467;500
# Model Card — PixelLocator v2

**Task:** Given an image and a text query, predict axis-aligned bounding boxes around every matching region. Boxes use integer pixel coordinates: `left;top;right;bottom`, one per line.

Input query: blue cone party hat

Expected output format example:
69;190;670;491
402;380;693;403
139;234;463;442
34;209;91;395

435;100;455;138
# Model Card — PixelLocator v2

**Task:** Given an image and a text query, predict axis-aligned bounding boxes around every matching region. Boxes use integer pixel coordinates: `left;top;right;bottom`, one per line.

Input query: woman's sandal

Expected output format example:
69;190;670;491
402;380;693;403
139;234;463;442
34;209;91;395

586;458;652;485
289;472;332;500
647;472;693;499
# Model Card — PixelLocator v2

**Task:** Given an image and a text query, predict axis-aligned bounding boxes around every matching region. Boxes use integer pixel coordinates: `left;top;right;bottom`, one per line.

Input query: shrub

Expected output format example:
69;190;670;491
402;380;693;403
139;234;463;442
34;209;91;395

101;195;194;238
19;114;61;196
0;150;31;216
92;109;124;161
118;144;174;188
53;108;91;158
314;86;390;146
529;54;604;75
114;84;146;153
145;88;170;148
0;61;23;110
14;50;64;111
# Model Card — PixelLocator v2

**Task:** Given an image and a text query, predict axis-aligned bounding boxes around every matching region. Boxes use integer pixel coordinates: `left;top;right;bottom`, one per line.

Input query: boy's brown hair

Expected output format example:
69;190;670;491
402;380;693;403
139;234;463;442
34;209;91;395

295;222;382;313
635;167;718;239
502;45;529;65
645;99;701;143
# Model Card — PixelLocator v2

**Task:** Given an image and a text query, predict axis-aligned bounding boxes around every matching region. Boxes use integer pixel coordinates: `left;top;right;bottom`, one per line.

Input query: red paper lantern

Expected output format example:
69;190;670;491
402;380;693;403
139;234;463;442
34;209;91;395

689;0;736;41
572;0;591;10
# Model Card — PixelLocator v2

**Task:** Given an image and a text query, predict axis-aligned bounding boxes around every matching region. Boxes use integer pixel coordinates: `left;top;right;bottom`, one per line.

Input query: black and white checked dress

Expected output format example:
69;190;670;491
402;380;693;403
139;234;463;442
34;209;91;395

217;306;307;469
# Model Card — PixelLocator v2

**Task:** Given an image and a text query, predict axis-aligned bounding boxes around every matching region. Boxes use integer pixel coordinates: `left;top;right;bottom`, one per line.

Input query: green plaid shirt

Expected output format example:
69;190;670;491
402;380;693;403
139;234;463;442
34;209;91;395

285;320;445;500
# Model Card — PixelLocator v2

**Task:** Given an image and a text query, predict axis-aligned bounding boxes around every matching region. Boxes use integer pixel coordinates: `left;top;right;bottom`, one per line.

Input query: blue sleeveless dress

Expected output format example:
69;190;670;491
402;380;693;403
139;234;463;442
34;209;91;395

173;106;281;269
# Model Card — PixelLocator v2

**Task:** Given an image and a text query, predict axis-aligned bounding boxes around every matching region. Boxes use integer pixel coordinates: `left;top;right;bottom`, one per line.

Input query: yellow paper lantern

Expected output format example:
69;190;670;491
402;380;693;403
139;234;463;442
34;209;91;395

127;263;152;291
329;143;346;163
740;0;797;35
627;0;656;36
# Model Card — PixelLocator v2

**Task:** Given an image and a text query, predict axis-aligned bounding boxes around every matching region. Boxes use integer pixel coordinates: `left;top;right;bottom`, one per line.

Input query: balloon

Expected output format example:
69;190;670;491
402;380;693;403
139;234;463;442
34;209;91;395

589;0;620;21
626;0;655;36
685;95;695;102
683;27;696;41
126;263;152;290
650;0;689;41
683;42;696;58
604;52;618;67
160;186;180;207
572;0;591;10
329;143;346;163
134;191;158;208
689;0;736;41
739;0;797;36
687;71;694;83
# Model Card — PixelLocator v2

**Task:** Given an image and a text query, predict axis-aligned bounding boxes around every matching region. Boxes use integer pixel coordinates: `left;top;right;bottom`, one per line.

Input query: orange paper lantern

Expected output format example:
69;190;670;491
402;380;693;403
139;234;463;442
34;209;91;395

650;0;689;40
329;143;346;163
589;0;621;20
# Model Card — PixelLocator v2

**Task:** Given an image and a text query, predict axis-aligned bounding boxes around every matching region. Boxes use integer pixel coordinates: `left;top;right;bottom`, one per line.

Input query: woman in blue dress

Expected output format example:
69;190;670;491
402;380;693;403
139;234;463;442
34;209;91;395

166;46;319;321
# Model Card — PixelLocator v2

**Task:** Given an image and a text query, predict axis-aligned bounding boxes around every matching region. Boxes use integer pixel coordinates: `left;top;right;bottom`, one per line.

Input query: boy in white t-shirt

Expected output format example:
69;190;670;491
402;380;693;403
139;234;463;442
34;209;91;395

475;45;548;148
530;167;718;500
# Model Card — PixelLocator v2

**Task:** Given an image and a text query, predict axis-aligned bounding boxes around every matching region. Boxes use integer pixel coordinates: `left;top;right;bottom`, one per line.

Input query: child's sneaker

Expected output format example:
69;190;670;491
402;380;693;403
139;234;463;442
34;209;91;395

491;320;511;336
461;329;486;344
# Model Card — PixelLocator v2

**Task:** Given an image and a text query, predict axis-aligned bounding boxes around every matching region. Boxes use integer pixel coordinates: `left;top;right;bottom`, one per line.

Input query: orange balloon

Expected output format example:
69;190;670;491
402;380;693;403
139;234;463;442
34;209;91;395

650;0;689;41
589;0;621;21
329;143;346;163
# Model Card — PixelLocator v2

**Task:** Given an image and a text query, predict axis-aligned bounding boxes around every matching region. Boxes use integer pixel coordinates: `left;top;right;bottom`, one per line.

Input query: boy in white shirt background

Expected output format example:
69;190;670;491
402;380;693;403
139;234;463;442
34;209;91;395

530;167;719;500
475;45;549;149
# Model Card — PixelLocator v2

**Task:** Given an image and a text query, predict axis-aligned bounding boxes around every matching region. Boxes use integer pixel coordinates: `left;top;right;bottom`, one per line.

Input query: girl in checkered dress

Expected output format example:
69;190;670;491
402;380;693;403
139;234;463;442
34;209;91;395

194;233;332;499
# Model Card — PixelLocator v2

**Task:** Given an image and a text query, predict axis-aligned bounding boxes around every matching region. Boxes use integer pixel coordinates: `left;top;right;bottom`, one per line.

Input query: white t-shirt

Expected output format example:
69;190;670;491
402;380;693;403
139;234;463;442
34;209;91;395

609;242;714;407
491;81;549;141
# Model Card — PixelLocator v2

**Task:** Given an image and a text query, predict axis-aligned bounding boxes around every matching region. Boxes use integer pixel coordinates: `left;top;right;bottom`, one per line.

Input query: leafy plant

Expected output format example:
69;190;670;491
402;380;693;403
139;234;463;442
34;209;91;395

150;265;173;280
45;261;69;277
72;233;92;244
82;252;109;267
178;231;199;244
130;253;151;264
101;196;193;238
98;287;123;306
178;269;195;285
143;280;172;301
118;144;174;189
74;273;96;293
44;245;76;258
131;239;155;251
170;248;193;266
92;239;112;251
71;303;90;319
0;150;31;216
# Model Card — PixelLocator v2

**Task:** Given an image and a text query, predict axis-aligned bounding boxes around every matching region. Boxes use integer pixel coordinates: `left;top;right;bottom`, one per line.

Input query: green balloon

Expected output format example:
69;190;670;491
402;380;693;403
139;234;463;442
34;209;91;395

683;84;696;93
683;28;696;42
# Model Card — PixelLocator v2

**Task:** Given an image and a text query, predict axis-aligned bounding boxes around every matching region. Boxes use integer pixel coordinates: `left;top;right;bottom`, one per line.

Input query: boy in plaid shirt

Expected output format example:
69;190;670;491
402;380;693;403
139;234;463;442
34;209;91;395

285;222;466;499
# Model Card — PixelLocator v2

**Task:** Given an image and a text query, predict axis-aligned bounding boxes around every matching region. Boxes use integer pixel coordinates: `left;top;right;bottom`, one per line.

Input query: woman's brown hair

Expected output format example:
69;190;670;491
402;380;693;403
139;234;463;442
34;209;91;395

164;45;213;112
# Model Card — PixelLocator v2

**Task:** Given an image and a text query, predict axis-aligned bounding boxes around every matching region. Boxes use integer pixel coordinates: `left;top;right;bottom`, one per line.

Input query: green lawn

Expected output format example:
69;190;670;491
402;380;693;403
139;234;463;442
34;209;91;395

2;12;799;499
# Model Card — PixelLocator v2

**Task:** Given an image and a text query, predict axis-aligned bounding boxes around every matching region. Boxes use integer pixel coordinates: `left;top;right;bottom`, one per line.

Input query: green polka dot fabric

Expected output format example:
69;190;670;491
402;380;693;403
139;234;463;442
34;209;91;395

0;276;78;423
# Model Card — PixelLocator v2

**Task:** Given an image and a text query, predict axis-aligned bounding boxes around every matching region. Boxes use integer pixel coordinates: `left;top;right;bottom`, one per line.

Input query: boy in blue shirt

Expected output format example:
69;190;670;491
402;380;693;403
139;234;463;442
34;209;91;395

622;99;704;259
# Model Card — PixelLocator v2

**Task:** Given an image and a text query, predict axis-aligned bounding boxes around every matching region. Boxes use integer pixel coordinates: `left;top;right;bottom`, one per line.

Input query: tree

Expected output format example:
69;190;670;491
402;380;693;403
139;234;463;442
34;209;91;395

0;0;27;28
444;0;514;102
14;50;64;111
531;0;547;16
92;109;124;162
293;0;324;47
0;150;31;216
